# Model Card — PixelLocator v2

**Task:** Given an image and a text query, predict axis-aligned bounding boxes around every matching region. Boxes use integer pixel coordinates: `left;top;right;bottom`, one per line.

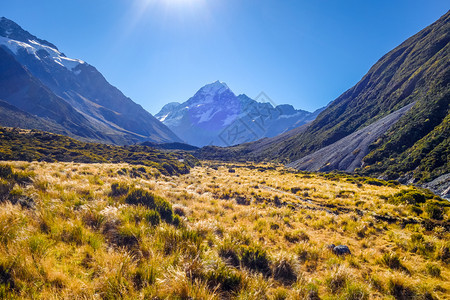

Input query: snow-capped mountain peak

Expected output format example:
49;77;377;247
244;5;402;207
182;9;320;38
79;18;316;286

0;17;58;49
0;17;84;72
0;36;84;71
0;17;182;145
156;81;322;147
196;80;231;96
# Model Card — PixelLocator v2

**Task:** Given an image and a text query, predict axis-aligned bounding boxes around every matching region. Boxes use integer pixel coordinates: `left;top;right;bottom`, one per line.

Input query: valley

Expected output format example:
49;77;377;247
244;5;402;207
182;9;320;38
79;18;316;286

0;160;448;299
0;4;448;300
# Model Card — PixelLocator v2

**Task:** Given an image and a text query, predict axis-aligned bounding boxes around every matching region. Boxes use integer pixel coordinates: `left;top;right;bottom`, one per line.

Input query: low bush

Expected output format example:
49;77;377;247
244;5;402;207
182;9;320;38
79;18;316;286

390;190;427;205
325;267;349;294
144;210;161;226
387;277;417;300
425;202;444;220
284;230;309;243
408;233;435;257
271;255;297;285
125;189;173;223
133;263;157;289
110;182;130;197
296;243;319;264
363;179;386;186
425;263;441;277
218;241;240;267
379;252;406;271
436;244;449;263
240;245;271;275
205;264;242;292
0;165;13;179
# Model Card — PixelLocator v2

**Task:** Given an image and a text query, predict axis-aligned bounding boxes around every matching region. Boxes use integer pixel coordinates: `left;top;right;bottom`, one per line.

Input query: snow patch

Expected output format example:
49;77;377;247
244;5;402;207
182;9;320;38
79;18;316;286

222;113;238;126
159;113;170;122
196;108;215;123
0;36;84;71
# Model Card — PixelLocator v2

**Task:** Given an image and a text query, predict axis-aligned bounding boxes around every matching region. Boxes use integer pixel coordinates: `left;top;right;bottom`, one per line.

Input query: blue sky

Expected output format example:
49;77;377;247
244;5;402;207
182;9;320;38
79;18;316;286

2;1;449;113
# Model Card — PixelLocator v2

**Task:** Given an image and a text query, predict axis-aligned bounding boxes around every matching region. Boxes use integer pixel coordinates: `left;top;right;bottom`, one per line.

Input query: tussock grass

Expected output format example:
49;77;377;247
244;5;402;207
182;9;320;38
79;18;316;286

0;161;447;298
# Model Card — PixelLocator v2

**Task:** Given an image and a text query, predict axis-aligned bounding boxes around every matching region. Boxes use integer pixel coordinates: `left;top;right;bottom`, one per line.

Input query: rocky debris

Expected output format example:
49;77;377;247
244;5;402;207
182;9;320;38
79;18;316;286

422;173;450;200
327;244;351;256
287;103;415;173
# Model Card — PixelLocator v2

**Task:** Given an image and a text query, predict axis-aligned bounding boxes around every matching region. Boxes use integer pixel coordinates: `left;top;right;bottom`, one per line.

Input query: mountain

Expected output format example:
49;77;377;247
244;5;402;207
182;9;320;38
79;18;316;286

155;81;322;147
0;17;181;145
197;11;449;191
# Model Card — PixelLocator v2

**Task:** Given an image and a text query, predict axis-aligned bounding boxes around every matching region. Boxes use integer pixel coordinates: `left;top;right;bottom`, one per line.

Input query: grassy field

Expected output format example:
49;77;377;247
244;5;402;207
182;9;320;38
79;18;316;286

0;161;448;299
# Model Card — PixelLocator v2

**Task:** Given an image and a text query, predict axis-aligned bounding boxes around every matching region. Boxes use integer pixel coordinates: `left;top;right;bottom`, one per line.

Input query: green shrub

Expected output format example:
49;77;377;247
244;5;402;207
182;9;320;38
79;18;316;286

0;179;12;200
425;202;444;220
286;230;309;243
125;189;154;207
0;264;15;291
410;206;423;216
395;191;426;205
387;278;416;299
161;162;175;176
133;263;157;289
240;245;271;275
172;214;181;227
436;244;449;263
425;263;441;277
144;210;160;226
343;282;369;300
363;179;386;186
325;268;348;293
158;227;202;256
272;256;297;285
205;265;242;292
0;165;13;179
408;233;435;257
154;197;173;223
218;242;240;267
125;189;173;223
115;224;139;248
110;182;130;197
380;252;405;271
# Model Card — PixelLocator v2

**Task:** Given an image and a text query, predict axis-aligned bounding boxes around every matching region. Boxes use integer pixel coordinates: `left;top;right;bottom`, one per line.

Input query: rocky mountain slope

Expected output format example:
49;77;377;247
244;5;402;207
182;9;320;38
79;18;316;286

197;11;449;191
287;103;416;172
156;81;322;147
0;17;180;145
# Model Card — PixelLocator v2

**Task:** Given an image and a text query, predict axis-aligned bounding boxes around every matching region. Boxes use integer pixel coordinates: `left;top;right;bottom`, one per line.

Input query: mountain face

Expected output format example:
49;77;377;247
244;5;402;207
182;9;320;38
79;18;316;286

196;11;449;192
155;81;322;147
0;17;181;145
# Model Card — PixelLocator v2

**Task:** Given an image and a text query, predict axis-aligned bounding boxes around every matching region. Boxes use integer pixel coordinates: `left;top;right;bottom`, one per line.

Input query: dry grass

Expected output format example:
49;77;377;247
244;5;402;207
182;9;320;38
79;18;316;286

0;160;448;299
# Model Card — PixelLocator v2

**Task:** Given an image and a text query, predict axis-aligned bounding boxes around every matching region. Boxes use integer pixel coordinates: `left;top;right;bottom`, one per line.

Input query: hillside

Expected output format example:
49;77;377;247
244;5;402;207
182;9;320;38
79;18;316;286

0;127;198;176
0;161;448;298
0;17;180;145
196;11;450;187
287;103;416;173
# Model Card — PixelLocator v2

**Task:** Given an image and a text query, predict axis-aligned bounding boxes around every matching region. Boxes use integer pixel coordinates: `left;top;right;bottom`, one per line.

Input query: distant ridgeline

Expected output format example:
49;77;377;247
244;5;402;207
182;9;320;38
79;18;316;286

0;127;199;176
196;11;450;194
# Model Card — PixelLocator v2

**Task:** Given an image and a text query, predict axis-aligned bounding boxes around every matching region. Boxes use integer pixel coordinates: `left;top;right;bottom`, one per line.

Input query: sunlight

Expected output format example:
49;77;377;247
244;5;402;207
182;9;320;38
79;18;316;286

138;0;203;9
131;0;207;23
